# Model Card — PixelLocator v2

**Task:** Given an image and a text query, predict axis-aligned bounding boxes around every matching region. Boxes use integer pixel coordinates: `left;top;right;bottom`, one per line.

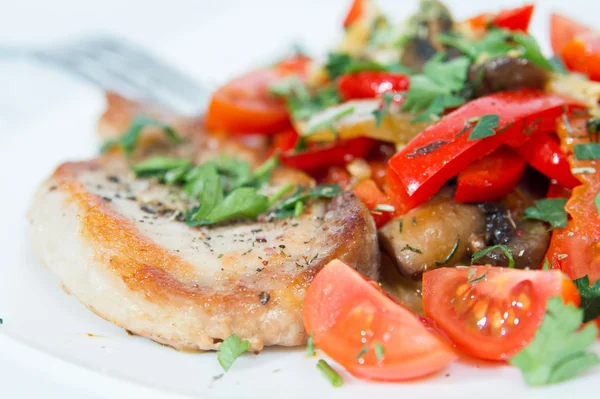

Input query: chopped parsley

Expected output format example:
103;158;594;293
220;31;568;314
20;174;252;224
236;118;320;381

574;143;600;160
217;334;251;372
573;275;600;323
316;359;343;387
101;115;181;156
132;156;191;178
270;77;341;121
596;191;600;215
467;269;488;285
400;244;422;254
509;297;600;386
323;52;412;80
373;343;385;363
467;114;500;140
435;238;460;266
304;105;356;136
306;333;315;357
524;198;568;230
372;92;396;128
471;244;515;268
355;346;368;360
401;55;469;121
272;184;342;219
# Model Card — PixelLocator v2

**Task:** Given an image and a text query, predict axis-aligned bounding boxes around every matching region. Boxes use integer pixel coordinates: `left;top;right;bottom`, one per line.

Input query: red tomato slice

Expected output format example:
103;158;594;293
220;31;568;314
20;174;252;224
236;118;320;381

550;12;593;54
353;179;393;228
422;266;580;361
276;54;312;78
303;260;457;381
561;32;600;82
343;0;365;28
454;147;526;203
337;72;410;101
205;69;290;134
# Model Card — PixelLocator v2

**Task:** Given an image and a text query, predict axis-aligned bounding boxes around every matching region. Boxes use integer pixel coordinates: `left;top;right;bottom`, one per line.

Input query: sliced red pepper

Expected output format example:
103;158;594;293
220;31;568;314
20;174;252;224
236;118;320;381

276;54;312;78
515;132;580;189
466;4;534;33
561;31;600;82
337;72;410;101
343;0;365;28
322;167;352;189
546;180;573;199
388;90;581;213
279;137;376;172
454;147;526;203
353;179;393;228
271;129;299;153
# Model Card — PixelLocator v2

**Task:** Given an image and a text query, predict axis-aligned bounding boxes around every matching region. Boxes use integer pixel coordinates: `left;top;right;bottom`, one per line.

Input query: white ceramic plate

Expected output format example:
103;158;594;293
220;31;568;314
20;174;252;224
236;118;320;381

1;1;599;398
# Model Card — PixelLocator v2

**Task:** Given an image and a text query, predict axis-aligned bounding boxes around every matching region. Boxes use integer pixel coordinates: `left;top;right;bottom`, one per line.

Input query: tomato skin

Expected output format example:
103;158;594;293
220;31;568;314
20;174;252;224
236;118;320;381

422;266;580;361
388;90;581;214
546;180;572;199
270;129;299;154
343;0;365;28
279;137;376;172
561;32;600;82
205;69;290;134
276;54;312;77
550;13;592;54
337;72;410;101
515;132;580;189
353;179;393;228
454;147;525;203
466;4;534;33
303;260;457;381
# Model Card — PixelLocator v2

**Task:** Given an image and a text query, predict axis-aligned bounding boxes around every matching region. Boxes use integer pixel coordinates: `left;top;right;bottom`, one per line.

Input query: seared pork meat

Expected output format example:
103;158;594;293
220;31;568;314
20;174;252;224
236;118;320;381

28;156;378;351
379;191;485;279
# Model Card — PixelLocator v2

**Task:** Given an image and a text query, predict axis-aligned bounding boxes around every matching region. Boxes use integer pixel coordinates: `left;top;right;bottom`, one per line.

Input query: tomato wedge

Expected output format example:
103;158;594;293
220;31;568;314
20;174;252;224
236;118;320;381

353;179;393;228
303;260;457;381
205;69;290;134
422;266;580;361
550;13;593;54
546;115;600;283
454;147;526;203
515;132;580;189
561;31;600;82
337;72;410;101
466;4;534;33
388;90;580;213
279;137;376;171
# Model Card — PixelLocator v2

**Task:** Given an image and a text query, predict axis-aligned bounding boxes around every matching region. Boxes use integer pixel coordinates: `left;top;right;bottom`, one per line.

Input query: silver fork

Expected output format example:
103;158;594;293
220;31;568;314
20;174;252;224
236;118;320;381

0;36;211;115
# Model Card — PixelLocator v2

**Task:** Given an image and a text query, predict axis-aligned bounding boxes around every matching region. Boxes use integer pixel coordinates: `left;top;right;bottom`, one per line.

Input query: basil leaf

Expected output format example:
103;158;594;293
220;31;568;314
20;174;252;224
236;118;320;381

573;275;600;323
574;143;600;160
524;198;568;230
468;114;500;140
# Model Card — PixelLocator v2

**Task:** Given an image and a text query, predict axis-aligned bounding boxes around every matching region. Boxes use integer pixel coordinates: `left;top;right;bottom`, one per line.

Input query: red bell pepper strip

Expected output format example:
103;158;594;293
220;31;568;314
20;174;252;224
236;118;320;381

337;72;410;101
271;129;299;153
279;137;376;172
454;147;526;203
388;90;581;213
515;132;580;189
546;180;573;199
545;116;600;283
353;179;394;228
466;4;534;32
343;0;365;28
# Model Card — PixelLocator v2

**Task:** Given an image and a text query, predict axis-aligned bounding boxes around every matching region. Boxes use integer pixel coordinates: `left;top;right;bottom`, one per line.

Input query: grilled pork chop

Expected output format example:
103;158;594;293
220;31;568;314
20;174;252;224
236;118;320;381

28;155;379;351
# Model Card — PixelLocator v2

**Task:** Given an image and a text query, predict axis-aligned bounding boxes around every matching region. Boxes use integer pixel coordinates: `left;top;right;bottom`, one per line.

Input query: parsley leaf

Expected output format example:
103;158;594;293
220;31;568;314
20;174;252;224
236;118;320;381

402;55;470;121
596;191;600;216
270;78;341;121
372;92;396;128
524;198;568;230
573;275;600;323
468;114;500;140
304;105;355;136
272;184;342;218
201;187;269;225
574;143;600;160
325;52;353;79
512;33;555;72
438;29;513;60
509;297;600;386
471;244;515;268
101;115;180;156
185;163;224;222
217;334;251;372
132;156;191;178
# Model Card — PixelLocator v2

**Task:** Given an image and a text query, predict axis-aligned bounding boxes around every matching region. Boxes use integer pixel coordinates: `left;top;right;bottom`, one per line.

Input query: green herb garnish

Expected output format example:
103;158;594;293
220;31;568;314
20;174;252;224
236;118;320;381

316;359;343;387
272;184;342;219
306;333;315;357
524;198;568;230
101;115;180;156
573;275;600;323
512;33;555;72
435;238;460;266
132;156;191;178
304;105;356;136
400;244;422;254
574;143;600;160
373;343;385;363
372;92;396;128
468;114;500;140
509;297;600;386
355;346;368;360
217;334;251;372
471;244;515;268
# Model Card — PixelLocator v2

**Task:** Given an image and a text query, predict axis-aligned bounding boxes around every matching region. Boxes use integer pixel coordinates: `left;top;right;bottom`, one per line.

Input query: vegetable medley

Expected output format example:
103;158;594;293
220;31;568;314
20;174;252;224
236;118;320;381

111;0;600;388
202;0;600;386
